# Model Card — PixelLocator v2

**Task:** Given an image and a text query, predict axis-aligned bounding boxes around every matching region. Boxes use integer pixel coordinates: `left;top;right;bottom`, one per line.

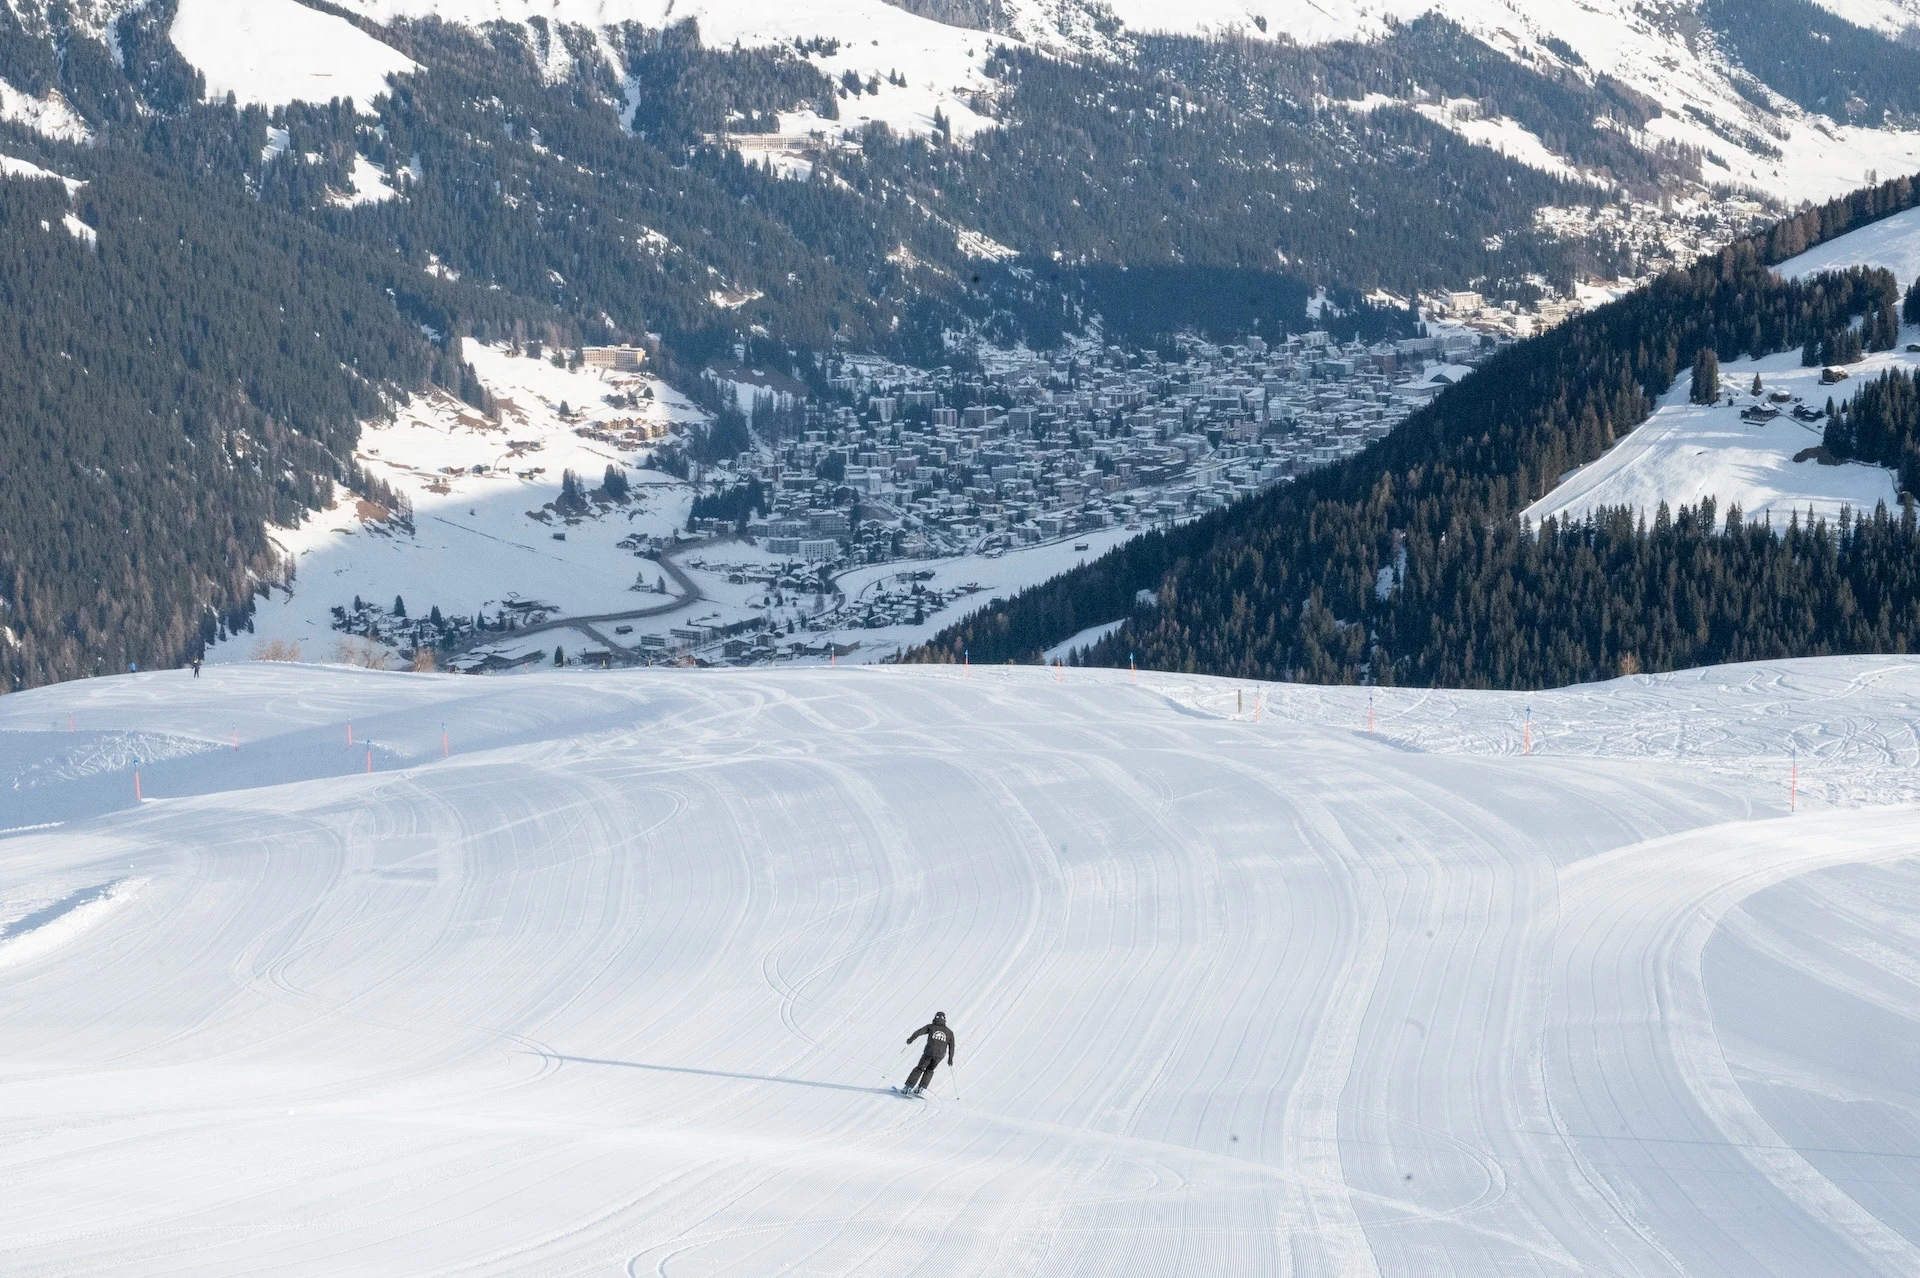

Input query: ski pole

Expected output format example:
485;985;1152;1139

950;1060;960;1101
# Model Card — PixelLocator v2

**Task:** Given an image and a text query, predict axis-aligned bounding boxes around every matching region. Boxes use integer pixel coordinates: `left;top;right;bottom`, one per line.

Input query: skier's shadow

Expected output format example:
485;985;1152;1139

553;1054;895;1096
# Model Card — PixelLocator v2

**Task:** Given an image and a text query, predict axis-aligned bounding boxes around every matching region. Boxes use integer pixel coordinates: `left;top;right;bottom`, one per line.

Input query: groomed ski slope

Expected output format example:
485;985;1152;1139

3;659;1920;1274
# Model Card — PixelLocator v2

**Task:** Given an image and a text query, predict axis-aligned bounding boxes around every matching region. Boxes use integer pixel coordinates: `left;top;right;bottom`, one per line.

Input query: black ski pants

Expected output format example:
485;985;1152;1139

906;1050;944;1090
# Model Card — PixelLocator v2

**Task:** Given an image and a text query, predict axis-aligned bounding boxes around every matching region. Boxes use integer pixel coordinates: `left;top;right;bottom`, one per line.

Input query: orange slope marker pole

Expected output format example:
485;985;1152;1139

1367;692;1374;734
134;771;142;802
366;746;373;775
442;723;449;759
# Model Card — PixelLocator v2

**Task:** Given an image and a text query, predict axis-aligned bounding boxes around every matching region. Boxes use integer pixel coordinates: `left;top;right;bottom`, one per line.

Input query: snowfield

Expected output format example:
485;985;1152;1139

1522;342;1905;529
2;657;1919;1273
211;340;706;668
170;0;419;112
337;0;1014;141
1778;203;1920;286
0;78;91;144
825;523;1153;665
1527;205;1920;529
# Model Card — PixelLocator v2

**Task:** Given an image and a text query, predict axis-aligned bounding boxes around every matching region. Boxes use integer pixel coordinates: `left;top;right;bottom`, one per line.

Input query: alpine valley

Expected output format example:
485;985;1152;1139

8;0;1920;685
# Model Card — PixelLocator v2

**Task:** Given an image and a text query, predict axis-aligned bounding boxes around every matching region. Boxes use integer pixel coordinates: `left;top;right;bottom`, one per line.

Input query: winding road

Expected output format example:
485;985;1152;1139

443;538;708;660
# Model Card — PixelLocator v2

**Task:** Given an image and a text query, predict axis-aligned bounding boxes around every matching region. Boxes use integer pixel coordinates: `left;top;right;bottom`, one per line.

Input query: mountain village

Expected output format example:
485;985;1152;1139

396;323;1509;669
740;326;1496;556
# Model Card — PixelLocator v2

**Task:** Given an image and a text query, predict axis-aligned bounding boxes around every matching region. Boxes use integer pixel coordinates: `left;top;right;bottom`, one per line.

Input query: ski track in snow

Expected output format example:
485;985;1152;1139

0;657;1917;1272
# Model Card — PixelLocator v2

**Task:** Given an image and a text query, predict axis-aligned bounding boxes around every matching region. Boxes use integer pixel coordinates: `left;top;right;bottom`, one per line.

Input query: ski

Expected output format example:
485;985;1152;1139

892;1086;924;1099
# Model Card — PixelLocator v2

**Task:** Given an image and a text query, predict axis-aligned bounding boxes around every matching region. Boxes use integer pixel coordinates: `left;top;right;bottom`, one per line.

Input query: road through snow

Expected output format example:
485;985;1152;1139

1;659;1917;1274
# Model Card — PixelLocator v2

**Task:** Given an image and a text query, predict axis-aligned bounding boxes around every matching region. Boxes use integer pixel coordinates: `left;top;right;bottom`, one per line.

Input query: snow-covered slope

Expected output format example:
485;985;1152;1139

14;0;1920;206
1807;0;1920;35
1525;207;1920;528
0;150;100;246
1;657;1918;1272
338;0;1013;139
0;79;91;143
1778;204;1920;284
304;0;1920;204
1202;0;1920;204
214;340;705;666
1523;342;1905;528
170;0;419;111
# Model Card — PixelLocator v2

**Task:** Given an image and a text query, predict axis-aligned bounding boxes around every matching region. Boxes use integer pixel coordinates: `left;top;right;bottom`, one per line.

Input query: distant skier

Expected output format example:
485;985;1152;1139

903;1011;954;1094
191;658;201;678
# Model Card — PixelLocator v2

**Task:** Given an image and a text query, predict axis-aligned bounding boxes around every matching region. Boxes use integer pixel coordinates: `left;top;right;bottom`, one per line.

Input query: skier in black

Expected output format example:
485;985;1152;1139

903;1011;954;1094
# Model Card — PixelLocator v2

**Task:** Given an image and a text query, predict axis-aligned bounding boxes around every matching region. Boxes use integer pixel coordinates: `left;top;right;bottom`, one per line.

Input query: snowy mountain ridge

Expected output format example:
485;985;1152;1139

299;0;1920;202
7;0;1920;206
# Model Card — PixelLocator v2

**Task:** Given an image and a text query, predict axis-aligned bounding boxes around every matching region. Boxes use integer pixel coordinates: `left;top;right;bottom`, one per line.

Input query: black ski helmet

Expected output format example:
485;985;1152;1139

933;1011;946;1023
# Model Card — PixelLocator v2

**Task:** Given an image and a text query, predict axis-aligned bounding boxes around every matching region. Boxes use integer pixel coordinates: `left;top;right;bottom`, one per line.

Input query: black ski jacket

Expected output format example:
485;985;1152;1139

908;1021;955;1064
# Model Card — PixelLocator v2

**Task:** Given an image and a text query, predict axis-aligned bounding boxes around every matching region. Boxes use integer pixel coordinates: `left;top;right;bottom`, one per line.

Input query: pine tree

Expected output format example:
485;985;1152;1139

1751;371;1763;395
1690;348;1720;404
554;645;565;666
1865;298;1900;351
558;469;588;514
393;595;406;618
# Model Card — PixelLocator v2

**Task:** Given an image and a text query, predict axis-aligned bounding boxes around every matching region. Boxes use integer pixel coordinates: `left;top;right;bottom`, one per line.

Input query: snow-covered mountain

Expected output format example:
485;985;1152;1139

108;0;1920;204
1249;0;1920;201
4;0;1918;267
11;0;1920;205
3;656;1919;1270
16;0;1920;691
